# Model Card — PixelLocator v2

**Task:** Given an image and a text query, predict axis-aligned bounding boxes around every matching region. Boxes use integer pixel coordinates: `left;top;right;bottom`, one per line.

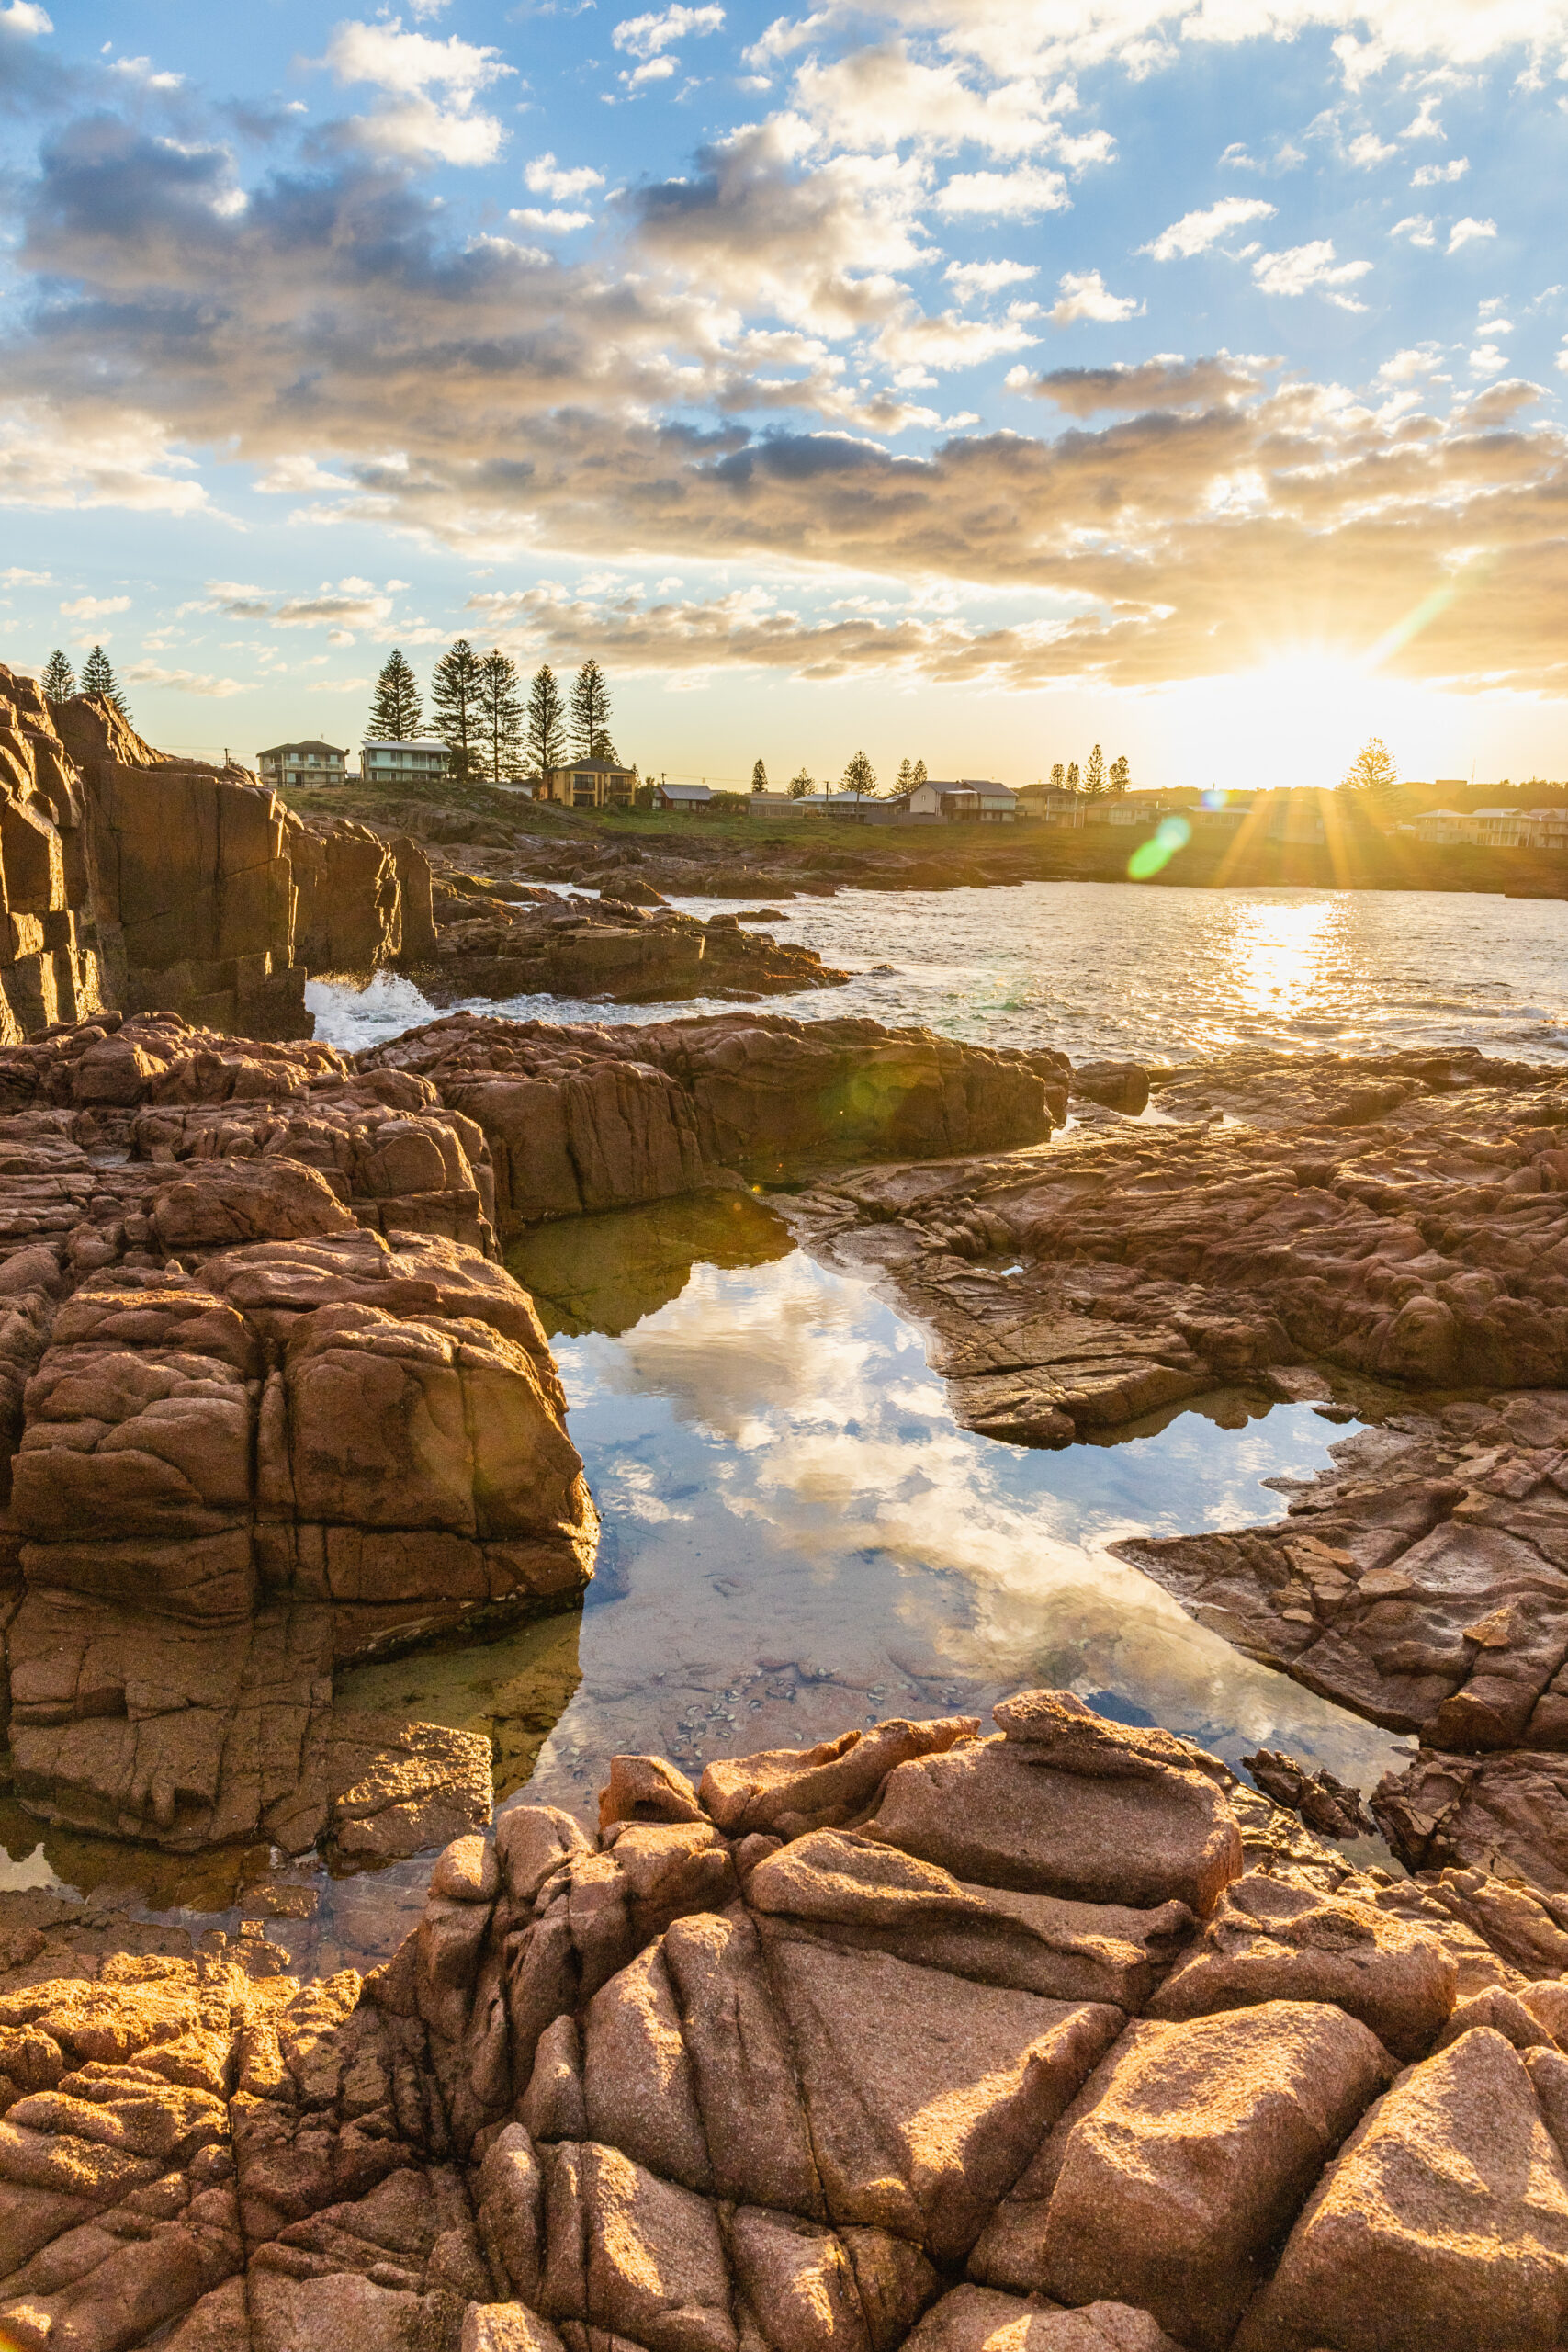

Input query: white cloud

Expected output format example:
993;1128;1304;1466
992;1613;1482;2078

0;1;51;31
322;20;513;166
1140;197;1275;260
936;164;1068;216
123;663;248;697
1251;240;1371;307
1448;215;1498;252
1401;96;1446;139
1378;343;1444;380
110;53;183;88
525;152;605;199
1412;157;1469;183
60;594;130;620
511;205;595;232
2;566;51;585
944;258;1036;298
1219;141;1258;167
1469;343;1506;375
1391;213;1437;246
1049;268;1143;323
1346;130;1394;164
613;3;724;58
0;407;209;517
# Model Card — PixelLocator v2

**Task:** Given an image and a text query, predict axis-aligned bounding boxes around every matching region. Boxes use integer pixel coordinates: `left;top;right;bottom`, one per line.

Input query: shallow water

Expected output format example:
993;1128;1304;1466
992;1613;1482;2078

310;880;1568;1063
0;1197;1414;1973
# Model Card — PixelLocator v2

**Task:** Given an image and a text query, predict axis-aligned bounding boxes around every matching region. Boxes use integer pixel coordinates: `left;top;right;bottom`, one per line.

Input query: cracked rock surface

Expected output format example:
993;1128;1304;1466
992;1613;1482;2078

6;1688;1568;2352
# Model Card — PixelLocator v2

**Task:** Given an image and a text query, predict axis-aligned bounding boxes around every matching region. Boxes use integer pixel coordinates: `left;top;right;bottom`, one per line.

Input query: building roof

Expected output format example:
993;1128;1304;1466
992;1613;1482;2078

361;738;450;753
659;782;712;799
259;740;346;758
554;757;634;774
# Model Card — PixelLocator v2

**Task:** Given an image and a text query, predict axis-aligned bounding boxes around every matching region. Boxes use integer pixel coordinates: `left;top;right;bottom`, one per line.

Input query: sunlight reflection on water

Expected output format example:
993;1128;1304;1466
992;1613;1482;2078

310;880;1568;1064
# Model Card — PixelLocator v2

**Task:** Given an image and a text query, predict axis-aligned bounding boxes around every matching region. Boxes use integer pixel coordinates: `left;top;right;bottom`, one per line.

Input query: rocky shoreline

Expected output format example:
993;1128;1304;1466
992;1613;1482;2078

6;1689;1568;2352
6;948;1568;2338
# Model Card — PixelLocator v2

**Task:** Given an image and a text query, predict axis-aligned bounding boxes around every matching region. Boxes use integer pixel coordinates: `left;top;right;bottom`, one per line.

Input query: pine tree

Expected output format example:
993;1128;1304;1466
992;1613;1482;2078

787;768;814;798
477;649;524;782
1050;763;1065;789
1084;743;1106;797
430;639;483;782
41;649;75;702
751;759;768;792
526;664;566;774
1109;753;1130;794
367;649;422;741
570;659;615;760
1066;761;1079;789
1341;736;1398;796
840;750;875;797
80;645;129;717
896;757;914;794
912;759;928;786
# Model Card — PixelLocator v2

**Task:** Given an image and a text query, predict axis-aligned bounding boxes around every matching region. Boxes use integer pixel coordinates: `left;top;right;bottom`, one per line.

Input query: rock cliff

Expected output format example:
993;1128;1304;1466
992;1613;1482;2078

1;663;435;1042
4;1688;1566;2352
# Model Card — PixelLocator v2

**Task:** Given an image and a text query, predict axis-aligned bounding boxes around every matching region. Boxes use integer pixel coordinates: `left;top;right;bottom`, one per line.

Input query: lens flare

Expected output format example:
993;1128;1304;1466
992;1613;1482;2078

1128;816;1191;879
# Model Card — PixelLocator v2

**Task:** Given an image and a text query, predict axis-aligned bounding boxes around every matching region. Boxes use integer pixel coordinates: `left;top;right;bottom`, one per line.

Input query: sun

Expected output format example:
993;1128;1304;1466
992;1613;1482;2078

1169;648;1440;795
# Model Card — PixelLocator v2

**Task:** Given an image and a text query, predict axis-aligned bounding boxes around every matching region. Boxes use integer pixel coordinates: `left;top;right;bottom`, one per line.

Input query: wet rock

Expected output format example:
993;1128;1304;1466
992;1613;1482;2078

1241;1747;1374;1838
1068;1063;1150;1116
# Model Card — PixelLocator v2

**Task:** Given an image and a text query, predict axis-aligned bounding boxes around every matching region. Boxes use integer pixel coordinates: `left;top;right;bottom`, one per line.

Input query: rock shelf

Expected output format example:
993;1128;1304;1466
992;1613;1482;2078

5;1689;1568;2352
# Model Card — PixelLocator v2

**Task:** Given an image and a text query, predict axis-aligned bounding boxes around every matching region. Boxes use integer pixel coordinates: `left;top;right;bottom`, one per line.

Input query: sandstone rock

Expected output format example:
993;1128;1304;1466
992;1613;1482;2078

864;1727;1242;1915
1145;1872;1455;2061
907;2287;1179;2352
1068;1063;1150;1116
973;2001;1391;2351
1236;2025;1568;2352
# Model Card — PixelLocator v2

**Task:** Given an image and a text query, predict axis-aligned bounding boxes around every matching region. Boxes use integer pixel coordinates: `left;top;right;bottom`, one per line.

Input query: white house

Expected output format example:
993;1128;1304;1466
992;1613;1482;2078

360;739;450;788
1523;807;1568;850
259;741;347;789
1474;806;1527;847
1413;808;1481;845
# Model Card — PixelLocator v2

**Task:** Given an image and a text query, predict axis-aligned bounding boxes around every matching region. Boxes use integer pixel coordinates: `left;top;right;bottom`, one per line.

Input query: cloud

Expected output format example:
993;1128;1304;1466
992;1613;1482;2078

525;152;605;199
1448;215;1497;252
1412;156;1468;184
1048;268;1143;323
615;3;725;57
197;578;394;638
2;566;51;585
788;43;1095;161
1346;130;1394;164
1469;342;1506;375
944;258;1036;299
1140;197;1275;260
123;662;249;695
511;205;594;232
1377;343;1444;380
1251;240;1371;307
60;594;130;619
1391;213;1437;246
936;164;1068;216
1027;354;1266;413
321;19;513;166
0;1;51;31
0;404;210;515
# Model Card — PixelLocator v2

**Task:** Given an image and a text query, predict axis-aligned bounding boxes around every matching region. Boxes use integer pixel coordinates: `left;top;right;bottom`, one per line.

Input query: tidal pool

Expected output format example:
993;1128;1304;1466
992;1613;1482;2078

502;1193;1414;1822
0;1189;1414;1976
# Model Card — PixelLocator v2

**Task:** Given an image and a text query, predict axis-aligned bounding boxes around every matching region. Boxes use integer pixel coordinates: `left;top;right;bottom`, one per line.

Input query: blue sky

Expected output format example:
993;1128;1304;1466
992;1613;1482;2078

2;0;1567;789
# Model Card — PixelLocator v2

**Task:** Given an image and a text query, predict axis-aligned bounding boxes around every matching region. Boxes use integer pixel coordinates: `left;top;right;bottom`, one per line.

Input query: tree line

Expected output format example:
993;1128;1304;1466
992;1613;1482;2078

1048;746;1130;795
39;645;130;717
368;646;618;783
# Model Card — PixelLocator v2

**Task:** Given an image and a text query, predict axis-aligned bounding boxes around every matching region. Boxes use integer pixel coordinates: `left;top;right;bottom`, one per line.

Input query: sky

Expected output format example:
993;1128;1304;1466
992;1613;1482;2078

2;0;1568;791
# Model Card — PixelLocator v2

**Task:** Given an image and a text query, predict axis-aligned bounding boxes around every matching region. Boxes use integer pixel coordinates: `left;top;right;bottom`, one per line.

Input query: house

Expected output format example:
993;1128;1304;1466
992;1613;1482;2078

546;760;638;810
360;739;451;789
654;781;711;812
1474;806;1528;847
258;741;347;789
1413;808;1481;845
1524;807;1568;851
1264;791;1328;846
1013;786;1085;827
918;780;1018;823
749;790;821;818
